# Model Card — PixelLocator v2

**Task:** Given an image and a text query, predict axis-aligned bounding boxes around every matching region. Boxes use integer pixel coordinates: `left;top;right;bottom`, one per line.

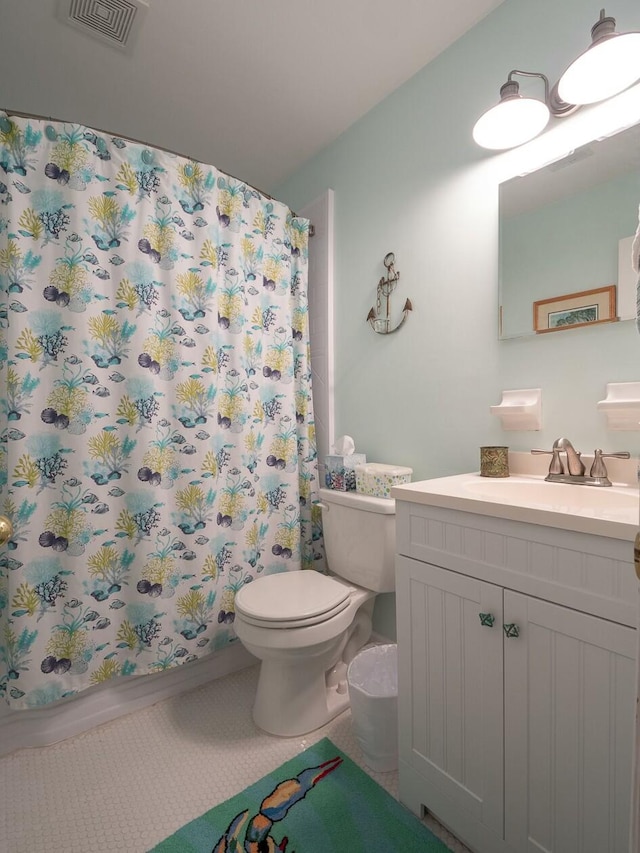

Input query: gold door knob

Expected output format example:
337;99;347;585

0;515;14;546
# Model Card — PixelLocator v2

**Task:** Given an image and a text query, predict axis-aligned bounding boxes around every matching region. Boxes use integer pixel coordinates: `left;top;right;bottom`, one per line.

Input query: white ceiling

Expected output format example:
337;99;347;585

0;0;505;192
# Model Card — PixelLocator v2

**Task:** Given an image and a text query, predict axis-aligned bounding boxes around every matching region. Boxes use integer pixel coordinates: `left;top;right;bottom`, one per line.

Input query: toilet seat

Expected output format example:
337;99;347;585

235;572;352;629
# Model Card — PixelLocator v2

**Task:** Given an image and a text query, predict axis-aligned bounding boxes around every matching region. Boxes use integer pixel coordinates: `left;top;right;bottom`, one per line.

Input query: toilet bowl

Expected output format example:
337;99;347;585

234;487;396;737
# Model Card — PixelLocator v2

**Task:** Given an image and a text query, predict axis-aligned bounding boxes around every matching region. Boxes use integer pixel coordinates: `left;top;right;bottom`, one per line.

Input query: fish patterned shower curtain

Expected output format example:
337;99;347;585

0;113;321;709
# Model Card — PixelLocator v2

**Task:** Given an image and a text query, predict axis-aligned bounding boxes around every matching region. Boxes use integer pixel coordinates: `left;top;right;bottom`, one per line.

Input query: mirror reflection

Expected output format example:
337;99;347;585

499;121;640;339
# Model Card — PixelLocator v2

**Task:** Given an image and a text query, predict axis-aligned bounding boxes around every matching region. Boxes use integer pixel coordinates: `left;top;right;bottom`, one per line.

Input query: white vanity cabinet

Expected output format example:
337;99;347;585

395;498;637;853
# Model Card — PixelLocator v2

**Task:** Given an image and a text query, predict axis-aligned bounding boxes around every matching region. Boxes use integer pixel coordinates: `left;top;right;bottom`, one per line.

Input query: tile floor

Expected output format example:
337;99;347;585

0;665;471;853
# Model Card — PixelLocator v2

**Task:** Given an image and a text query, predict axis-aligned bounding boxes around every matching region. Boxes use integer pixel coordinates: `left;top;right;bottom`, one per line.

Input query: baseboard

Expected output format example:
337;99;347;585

0;642;256;757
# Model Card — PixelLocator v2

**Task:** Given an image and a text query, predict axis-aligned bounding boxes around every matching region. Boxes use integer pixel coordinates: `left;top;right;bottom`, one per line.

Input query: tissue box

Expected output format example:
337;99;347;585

324;453;366;491
355;463;413;498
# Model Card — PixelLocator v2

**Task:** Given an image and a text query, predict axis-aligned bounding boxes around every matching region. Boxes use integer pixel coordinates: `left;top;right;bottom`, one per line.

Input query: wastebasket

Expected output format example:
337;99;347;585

346;643;398;772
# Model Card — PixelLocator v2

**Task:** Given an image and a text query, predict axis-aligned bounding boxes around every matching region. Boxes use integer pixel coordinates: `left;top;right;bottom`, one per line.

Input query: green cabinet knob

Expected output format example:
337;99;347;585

503;623;520;638
479;612;495;627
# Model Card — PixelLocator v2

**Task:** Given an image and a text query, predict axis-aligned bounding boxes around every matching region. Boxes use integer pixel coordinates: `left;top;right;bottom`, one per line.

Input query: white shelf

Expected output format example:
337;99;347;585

597;381;640;430
490;388;542;431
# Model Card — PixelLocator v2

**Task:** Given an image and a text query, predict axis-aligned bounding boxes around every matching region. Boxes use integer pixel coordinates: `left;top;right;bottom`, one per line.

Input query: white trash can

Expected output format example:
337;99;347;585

346;643;398;772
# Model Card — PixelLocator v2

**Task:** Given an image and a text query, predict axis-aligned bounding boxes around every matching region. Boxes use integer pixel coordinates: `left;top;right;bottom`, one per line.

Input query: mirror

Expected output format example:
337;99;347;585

499;121;640;339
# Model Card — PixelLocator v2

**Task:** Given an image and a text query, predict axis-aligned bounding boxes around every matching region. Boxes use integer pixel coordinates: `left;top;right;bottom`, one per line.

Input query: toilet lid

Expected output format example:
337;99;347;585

235;572;350;625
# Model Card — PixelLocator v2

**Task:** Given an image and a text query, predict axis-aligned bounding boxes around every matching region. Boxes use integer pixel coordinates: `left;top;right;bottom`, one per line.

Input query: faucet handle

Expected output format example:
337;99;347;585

590;449;631;479
531;448;564;475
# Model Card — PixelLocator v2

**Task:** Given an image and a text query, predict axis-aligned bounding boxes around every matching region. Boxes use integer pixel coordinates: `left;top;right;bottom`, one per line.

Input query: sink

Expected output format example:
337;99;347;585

391;472;639;540
464;477;638;514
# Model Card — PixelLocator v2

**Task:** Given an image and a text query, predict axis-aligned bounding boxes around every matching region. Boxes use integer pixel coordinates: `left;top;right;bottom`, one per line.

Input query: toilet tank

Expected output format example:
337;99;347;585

318;487;396;593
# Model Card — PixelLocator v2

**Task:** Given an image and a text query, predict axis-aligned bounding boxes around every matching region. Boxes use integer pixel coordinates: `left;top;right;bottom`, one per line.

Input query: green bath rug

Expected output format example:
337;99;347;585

149;737;449;852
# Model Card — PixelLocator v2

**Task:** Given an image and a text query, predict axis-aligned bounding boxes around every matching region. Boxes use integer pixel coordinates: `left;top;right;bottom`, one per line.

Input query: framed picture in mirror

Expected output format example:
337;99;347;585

533;285;617;333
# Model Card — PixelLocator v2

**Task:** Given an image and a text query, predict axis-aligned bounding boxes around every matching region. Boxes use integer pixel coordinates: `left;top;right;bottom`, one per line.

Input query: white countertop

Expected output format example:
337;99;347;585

391;471;640;541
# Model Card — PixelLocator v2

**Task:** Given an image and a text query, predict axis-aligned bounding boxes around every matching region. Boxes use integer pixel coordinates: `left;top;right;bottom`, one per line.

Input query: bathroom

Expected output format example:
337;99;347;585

1;0;640;850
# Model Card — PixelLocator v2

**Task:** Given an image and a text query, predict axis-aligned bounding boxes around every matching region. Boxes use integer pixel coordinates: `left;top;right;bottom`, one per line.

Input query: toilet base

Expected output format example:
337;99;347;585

236;589;376;737
252;656;350;737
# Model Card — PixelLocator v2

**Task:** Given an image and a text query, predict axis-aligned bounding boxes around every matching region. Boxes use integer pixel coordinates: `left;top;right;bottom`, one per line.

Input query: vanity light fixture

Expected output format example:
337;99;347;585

558;9;640;105
473;8;640;150
472;71;572;150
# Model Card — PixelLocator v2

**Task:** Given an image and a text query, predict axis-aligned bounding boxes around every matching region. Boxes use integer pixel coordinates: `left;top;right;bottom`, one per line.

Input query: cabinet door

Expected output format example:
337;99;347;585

504;591;636;853
397;555;505;842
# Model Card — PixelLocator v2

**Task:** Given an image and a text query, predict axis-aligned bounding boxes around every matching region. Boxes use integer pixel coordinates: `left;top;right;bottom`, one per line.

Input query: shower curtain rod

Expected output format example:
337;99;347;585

1;106;314;234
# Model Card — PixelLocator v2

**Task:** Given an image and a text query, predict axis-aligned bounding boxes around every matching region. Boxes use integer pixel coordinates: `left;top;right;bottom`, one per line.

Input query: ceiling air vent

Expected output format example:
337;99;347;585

58;0;148;52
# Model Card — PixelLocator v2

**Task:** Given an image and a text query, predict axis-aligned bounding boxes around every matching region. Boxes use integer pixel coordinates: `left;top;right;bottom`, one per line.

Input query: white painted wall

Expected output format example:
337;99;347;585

300;190;335;486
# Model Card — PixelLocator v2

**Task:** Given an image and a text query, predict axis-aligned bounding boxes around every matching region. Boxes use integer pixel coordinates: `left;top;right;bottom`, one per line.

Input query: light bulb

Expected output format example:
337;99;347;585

559;11;640;106
558;32;640;104
473;97;550;150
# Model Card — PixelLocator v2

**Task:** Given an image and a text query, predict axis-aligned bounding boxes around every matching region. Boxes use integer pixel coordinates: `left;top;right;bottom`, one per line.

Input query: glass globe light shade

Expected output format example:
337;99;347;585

473;96;550;150
558;32;640;105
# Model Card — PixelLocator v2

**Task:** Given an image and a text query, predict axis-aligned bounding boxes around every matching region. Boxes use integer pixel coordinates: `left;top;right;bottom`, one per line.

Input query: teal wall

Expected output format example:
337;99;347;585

275;0;640;638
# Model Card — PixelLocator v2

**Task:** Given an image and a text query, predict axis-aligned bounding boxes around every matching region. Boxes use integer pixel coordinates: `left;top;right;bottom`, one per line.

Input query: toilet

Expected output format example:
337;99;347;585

233;487;396;736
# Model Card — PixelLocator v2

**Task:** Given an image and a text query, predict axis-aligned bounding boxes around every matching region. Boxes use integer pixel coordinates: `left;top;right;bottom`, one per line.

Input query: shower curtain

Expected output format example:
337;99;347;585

0;113;321;710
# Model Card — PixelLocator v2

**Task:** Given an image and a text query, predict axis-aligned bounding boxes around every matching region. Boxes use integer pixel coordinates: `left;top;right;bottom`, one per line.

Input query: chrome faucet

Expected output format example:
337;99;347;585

552;437;585;476
531;439;630;486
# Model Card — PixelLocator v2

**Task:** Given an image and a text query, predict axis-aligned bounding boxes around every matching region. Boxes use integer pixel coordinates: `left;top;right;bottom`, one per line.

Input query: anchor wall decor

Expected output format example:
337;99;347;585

366;252;412;335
